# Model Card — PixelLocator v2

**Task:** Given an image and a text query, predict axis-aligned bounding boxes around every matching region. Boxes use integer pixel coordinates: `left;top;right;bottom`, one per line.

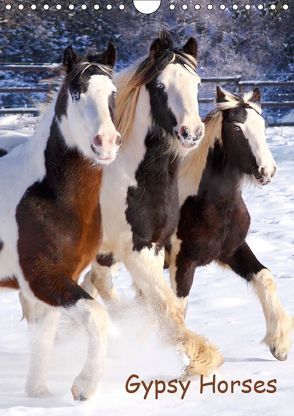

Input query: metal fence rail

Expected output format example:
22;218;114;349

0;65;293;127
0;64;59;72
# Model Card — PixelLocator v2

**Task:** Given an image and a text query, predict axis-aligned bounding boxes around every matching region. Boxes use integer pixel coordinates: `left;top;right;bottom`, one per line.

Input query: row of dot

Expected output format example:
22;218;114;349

4;3;289;11
5;4;124;10
171;4;289;10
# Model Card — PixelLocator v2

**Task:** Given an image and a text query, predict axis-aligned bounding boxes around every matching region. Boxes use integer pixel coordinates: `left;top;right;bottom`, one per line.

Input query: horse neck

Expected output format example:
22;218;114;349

179;111;222;204
43;109;102;215
121;86;174;171
179;110;244;204
124;86;152;150
200;141;242;201
196;115;243;202
16;97;58;172
30;98;56;148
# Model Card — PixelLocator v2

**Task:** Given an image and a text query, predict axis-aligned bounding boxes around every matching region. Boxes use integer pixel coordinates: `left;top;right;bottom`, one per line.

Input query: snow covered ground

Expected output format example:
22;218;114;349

0;117;293;416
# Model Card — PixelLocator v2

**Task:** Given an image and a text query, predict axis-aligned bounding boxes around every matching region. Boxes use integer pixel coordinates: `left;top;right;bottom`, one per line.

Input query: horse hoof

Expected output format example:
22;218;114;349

181;331;224;376
73;392;87;401
270;346;288;361
71;379;98;401
71;384;90;401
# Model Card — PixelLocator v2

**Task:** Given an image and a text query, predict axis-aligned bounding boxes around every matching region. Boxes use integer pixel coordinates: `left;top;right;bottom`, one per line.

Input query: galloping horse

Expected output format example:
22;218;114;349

166;86;293;361
0;43;120;400
82;30;224;376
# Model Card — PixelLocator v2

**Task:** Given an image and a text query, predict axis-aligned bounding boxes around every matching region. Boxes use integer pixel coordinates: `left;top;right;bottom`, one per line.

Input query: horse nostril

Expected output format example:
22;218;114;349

180;126;190;139
93;135;103;147
260;167;265;176
116;135;122;146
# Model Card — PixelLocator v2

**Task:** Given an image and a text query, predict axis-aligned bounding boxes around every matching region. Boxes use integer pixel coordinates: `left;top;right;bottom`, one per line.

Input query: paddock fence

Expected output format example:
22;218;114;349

0;64;293;127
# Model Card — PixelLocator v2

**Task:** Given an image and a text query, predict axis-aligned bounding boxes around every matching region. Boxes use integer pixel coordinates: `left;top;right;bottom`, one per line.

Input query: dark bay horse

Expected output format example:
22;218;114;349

0;43;120;400
166;86;293;361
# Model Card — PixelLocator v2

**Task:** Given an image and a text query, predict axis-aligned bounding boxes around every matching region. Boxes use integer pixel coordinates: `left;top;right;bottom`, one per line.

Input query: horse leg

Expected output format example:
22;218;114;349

123;246;223;376
81;261;121;307
220;242;293;361
19;292;60;398
25;276;109;400
168;238;197;316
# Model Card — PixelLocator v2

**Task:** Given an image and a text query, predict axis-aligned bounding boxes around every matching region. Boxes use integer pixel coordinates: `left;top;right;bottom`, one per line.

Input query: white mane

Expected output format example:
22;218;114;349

216;90;262;115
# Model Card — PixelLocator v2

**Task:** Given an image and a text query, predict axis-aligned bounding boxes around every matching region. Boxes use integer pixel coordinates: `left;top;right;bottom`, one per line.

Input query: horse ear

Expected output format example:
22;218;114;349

216;86;229;103
150;29;173;60
100;42;117;67
183;37;198;59
150;38;162;59
63;46;80;73
250;87;261;104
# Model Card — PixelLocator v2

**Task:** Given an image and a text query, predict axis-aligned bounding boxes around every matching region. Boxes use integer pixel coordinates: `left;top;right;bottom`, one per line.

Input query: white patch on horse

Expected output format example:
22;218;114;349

69;299;109;400
157;63;203;154
59;74;119;164
238;109;276;183
252;268;293;361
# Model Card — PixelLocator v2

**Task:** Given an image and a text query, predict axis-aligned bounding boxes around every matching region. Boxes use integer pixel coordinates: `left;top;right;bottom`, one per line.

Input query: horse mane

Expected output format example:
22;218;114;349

38;60;113;107
180;89;262;185
115;31;198;139
215;90;262;115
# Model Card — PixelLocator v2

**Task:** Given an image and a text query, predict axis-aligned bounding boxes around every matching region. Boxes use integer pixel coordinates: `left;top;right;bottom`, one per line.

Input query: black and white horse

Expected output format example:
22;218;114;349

166;86;293;361
0;43;120;400
82;30;224;376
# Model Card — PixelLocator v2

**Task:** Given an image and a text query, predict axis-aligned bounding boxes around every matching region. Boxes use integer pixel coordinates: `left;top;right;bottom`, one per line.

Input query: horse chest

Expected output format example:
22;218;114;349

178;150;251;263
177;192;250;264
16;157;102;284
125;138;180;251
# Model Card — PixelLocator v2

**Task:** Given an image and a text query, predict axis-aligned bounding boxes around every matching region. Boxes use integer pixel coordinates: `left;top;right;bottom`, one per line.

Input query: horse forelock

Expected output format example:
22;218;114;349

32;61;113;124
216;91;262;115
64;61;113;90
204;89;263;149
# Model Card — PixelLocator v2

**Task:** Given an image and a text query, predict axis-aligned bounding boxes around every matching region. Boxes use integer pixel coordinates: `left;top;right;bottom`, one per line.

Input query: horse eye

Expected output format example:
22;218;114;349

72;91;80;101
156;82;165;90
112;91;118;98
234;125;241;132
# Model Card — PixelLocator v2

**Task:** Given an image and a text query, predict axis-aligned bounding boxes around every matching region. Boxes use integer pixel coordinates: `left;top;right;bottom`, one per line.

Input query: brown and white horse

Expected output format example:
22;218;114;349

0;43;120;400
166;86;293;361
82;30;223;376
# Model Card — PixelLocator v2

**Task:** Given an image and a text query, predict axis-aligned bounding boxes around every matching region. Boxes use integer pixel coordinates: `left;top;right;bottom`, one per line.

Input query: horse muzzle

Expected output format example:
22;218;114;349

91;133;121;165
176;124;205;148
253;165;277;186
